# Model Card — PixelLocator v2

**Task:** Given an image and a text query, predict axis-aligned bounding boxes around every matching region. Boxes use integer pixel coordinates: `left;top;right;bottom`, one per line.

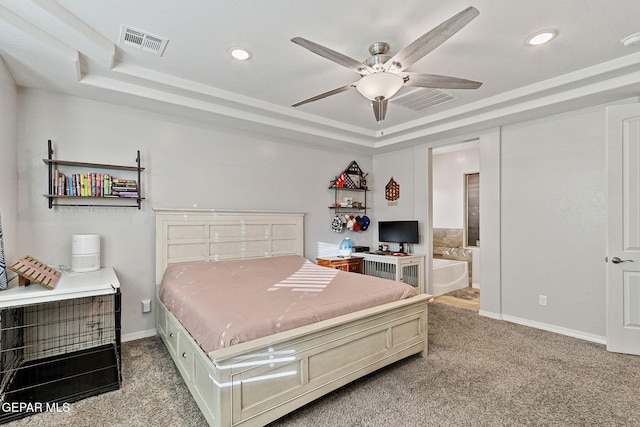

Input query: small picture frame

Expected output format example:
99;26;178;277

348;174;360;188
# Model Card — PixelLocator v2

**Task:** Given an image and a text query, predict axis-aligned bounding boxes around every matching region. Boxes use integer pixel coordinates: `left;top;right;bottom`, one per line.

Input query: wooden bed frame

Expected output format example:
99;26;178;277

154;209;429;427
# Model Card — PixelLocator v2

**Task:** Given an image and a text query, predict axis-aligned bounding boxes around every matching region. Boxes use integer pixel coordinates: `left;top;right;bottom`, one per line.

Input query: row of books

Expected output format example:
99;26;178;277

53;171;139;198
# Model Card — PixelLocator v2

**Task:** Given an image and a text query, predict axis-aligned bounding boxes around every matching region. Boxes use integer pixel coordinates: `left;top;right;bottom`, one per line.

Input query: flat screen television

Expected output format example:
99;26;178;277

378;220;419;247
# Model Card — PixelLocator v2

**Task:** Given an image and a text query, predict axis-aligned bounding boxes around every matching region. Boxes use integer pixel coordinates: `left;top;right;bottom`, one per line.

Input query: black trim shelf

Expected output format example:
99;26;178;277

43;140;145;209
329;186;368;212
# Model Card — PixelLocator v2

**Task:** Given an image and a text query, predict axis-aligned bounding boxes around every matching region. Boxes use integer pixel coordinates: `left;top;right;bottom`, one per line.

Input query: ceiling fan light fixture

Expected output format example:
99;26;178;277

525;30;558;46
356;73;404;101
228;47;252;60
289;7;482;124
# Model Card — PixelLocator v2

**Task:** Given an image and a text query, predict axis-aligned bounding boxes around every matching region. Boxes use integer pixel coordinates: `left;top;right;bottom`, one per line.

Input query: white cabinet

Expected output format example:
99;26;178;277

360;253;425;294
0;267;120;307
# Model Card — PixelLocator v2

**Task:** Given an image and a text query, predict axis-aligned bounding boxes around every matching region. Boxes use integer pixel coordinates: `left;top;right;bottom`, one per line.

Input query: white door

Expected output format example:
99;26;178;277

606;104;640;355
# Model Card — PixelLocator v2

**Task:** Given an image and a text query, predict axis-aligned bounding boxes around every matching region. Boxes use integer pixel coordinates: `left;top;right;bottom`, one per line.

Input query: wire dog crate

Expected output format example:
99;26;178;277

0;290;121;423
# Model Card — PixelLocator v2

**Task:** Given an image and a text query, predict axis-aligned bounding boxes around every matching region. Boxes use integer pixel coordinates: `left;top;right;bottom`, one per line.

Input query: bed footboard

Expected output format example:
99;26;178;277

156;294;428;427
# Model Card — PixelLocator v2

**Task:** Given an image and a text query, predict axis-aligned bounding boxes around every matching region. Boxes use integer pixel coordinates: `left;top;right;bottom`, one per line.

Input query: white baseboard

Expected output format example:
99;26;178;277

501;314;606;345
478;310;502;320
122;328;157;343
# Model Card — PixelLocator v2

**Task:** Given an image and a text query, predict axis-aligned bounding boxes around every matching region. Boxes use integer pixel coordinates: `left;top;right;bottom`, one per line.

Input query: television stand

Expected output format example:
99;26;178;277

360;253;425;294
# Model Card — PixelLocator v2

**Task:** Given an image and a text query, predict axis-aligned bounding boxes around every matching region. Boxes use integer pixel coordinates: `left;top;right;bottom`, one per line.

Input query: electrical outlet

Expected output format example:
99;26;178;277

141;299;151;313
539;295;548;306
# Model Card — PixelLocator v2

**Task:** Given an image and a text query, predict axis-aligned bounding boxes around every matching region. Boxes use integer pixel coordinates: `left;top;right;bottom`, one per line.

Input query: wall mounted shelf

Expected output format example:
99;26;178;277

329;186;368;212
43;140;145;209
328;160;369;213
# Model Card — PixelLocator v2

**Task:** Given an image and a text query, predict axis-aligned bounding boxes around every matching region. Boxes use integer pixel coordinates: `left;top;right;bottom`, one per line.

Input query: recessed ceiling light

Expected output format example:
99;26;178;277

622;32;640;47
525;30;558;46
228;47;252;60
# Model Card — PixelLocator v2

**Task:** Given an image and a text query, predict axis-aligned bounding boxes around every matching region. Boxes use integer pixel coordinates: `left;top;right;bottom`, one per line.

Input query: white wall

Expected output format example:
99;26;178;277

500;106;607;338
432;145;479;229
478;129;501;317
0;57;18;273
12;85;618;342
373;105;610;341
16;88;374;340
372;147;428;256
372;145;431;289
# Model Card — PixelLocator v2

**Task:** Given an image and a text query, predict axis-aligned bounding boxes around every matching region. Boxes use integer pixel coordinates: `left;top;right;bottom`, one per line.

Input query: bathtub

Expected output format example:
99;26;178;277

430;258;469;297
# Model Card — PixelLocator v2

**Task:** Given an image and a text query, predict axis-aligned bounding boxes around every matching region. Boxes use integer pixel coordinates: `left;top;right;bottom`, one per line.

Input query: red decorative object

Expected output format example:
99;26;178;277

335;172;347;187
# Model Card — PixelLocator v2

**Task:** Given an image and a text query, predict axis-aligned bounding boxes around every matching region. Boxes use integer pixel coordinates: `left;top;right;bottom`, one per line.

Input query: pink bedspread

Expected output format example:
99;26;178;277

159;255;417;353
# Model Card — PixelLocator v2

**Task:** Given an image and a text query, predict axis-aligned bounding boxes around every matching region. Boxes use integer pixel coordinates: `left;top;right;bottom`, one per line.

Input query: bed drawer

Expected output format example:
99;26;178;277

165;313;180;358
176;329;197;381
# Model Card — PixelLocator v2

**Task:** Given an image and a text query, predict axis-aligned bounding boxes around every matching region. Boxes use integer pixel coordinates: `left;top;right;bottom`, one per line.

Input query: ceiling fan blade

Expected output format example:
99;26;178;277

372;98;388;122
404;72;482;89
291;37;373;75
385;6;479;72
291;84;355;107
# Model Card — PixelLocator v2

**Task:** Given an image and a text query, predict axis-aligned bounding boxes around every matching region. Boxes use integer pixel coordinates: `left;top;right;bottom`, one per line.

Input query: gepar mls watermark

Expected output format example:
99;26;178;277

2;401;71;414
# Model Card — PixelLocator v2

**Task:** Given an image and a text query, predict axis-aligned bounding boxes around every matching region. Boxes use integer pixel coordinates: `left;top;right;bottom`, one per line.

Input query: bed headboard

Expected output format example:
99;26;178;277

154;209;304;284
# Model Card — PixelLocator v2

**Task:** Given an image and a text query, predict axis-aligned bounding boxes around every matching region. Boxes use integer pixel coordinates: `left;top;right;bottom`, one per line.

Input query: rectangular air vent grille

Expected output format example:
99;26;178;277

391;88;457;112
119;25;168;56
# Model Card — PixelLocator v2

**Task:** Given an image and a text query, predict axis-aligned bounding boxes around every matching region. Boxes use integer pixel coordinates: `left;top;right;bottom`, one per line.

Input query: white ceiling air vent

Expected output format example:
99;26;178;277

119;25;169;56
391;88;458;112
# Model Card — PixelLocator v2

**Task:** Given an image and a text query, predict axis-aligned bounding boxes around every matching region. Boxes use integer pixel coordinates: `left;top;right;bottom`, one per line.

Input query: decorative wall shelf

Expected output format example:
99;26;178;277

329;187;368;212
328;160;369;213
43;140;145;209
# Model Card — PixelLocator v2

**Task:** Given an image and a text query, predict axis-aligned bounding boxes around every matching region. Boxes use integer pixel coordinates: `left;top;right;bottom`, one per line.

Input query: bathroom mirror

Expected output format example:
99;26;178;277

465;172;480;247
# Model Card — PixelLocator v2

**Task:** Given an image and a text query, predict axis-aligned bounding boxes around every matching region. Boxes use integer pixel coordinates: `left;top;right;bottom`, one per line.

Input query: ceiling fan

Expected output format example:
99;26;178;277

291;6;483;123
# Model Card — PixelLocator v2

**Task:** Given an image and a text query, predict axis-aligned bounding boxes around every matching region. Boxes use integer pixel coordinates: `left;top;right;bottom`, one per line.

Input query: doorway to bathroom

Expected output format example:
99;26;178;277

430;140;480;311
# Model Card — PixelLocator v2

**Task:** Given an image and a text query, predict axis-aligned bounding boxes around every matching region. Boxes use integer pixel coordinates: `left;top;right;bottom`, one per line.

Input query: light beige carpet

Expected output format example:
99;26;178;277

7;302;640;426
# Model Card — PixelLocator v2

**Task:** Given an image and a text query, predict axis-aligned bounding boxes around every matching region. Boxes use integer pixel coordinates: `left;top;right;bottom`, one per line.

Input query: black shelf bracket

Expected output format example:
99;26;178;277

47;140;54;209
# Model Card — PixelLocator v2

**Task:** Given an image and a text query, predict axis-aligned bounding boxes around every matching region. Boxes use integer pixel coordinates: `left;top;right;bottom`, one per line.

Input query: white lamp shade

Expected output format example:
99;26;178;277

356;72;404;100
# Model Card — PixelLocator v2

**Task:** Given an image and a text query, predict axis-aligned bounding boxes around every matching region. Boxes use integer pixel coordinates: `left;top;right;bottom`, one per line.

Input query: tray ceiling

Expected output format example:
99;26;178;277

2;1;640;151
